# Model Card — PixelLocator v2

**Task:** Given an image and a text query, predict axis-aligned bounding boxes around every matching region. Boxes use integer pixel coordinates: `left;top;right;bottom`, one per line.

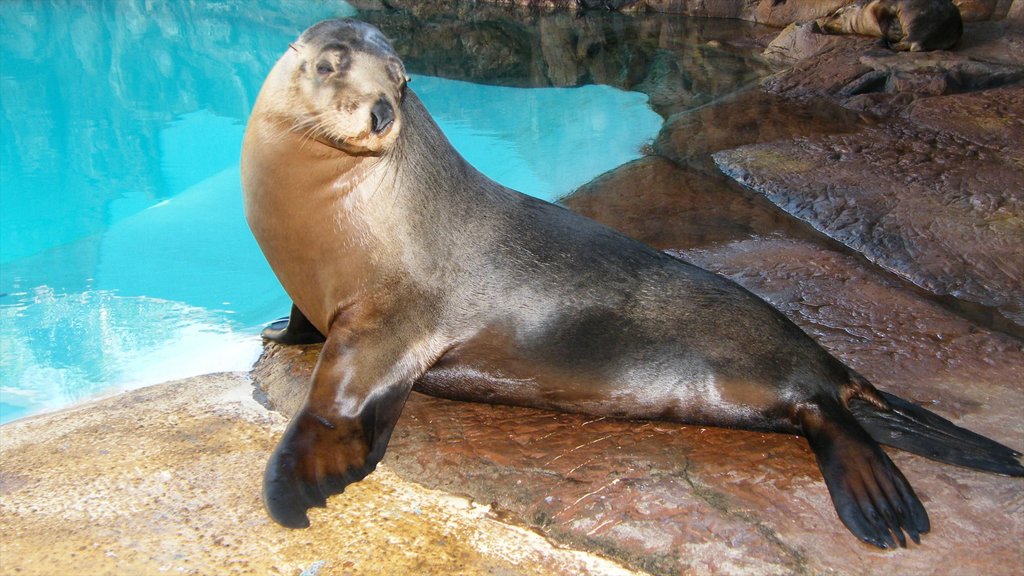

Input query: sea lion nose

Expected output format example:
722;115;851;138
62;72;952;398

370;97;394;134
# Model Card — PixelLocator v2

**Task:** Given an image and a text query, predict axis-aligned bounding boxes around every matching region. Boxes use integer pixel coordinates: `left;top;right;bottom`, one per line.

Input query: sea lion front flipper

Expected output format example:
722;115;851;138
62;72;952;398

801;405;930;548
263;316;427;528
261;303;326;345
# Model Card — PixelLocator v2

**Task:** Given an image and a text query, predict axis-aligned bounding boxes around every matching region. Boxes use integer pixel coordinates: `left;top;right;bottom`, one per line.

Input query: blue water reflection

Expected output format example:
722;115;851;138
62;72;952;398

0;1;661;422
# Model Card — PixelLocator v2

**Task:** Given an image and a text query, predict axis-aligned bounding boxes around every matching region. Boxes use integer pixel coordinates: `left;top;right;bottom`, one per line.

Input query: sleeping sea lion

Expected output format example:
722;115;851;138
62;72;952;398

816;0;963;51
240;18;1022;548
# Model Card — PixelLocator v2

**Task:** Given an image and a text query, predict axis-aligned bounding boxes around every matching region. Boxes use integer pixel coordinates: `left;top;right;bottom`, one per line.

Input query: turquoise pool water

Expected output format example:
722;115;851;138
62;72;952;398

0;1;662;423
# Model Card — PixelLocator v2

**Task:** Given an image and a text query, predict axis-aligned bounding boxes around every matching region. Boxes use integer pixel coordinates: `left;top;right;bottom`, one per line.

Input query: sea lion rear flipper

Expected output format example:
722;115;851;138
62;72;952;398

801;406;930;548
261;303;326;345
850;391;1024;476
263;320;422;528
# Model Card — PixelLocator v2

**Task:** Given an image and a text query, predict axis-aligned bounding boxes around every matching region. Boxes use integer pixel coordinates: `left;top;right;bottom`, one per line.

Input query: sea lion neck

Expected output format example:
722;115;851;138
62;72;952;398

385;90;496;202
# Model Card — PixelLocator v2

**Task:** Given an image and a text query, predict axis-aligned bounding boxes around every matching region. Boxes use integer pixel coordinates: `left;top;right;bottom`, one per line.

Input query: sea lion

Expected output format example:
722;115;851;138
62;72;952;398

816;0;963;51
262;304;326;345
241;19;1022;548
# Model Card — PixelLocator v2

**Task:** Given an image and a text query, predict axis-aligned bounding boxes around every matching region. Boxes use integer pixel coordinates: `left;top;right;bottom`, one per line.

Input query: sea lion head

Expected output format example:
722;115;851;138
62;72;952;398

284;19;409;154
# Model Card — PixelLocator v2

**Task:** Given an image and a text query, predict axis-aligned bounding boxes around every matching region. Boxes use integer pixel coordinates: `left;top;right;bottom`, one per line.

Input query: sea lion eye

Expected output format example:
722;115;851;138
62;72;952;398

316;60;335;76
315;44;351;78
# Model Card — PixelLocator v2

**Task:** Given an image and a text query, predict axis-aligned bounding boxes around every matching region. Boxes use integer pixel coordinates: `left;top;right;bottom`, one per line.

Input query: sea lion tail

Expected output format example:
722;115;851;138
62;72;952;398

849;390;1024;477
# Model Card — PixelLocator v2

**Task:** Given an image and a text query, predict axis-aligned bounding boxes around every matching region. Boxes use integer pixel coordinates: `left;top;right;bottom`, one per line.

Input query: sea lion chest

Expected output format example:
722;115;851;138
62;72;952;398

242;122;385;333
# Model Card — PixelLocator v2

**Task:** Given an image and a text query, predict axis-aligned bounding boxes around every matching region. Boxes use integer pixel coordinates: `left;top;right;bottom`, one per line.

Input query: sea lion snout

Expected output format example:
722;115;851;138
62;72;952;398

370;97;394;134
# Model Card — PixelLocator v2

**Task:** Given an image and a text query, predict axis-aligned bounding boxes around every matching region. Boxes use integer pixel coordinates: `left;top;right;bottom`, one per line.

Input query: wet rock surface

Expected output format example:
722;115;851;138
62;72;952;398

562;155;826;250
763;20;1024;115
713;86;1024;333
652;88;869;169
353;4;775;117
0;374;641;576
444;0;1021;24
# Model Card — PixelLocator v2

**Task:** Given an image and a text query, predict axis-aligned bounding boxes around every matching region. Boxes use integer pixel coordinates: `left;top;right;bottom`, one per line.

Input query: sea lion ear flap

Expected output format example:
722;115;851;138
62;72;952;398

386;56;410;101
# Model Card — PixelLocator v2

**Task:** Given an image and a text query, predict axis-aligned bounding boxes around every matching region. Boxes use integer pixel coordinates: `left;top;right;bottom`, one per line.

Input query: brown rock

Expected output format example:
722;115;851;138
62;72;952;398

358;7;774;117
903;83;1024;145
562;156;824;250
762;36;880;98
378;0;1018;24
956;0;998;21
0;374;642;575
1010;0;1024;21
855;49;1024;94
634;0;747;19
653;88;867;168
762;18;1024;113
626;0;851;25
713;87;1024;332
762;21;846;65
678;239;1024;416
748;0;852;26
956;20;1024;65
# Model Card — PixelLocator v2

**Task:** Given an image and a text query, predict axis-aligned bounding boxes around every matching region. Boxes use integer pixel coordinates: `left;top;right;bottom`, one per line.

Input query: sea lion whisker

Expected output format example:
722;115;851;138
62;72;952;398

287;117;318;147
295;119;334;150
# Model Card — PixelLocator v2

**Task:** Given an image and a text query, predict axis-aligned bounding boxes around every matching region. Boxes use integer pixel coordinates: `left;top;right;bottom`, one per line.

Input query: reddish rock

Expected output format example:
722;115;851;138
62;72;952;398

713;87;1024;333
603;0;853;26
956;21;1024;65
761;19;1024;114
762;36;879;97
678;239;1024;422
748;0;851;25
563;156;823;250
359;7;775;117
370;0;1019;23
762;21;847;65
902;84;1024;145
0;374;644;575
956;0;998;21
653;88;868;168
1011;0;1024;21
